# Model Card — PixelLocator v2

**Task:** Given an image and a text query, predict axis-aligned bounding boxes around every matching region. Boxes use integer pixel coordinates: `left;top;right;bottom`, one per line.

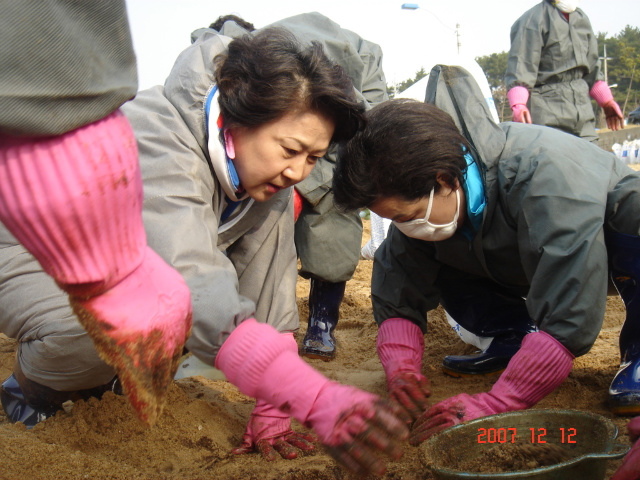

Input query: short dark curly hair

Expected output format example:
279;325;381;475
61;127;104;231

214;27;365;144
209;15;255;32
332;99;471;211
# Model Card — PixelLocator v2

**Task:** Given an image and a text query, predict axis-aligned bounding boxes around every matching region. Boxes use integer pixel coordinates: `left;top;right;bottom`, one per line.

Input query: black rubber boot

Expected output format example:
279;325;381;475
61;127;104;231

606;229;640;416
1;362;121;428
437;273;536;377
442;331;528;377
300;279;345;361
0;374;58;427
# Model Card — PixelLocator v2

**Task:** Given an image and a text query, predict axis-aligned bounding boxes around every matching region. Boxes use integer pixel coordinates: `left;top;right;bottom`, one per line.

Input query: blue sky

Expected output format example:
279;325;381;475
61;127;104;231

125;0;639;90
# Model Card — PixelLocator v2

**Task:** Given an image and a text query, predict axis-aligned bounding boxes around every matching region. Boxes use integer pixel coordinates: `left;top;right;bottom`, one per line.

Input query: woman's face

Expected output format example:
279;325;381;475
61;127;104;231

230;109;335;202
369;179;466;225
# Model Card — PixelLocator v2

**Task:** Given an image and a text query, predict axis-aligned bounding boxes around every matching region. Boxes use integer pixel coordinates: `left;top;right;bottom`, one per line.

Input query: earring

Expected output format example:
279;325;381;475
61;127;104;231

223;129;235;159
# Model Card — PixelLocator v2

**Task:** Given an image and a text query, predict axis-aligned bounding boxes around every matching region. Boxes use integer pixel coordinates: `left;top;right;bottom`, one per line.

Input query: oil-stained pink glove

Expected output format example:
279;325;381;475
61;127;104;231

232;399;316;461
507;86;532;124
611;416;640;480
590;81;624;131
0;111;192;426
216;319;410;476
409;331;574;445
232;333;315;460
377;318;431;423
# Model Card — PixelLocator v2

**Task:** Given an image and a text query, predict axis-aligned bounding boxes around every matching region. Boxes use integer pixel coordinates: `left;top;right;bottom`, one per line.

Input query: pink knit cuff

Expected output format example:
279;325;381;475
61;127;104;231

0;110;146;292
507;86;530;108
215;319;287;395
490;330;574;409
589;81;614;107
377;318;425;378
215;318;328;423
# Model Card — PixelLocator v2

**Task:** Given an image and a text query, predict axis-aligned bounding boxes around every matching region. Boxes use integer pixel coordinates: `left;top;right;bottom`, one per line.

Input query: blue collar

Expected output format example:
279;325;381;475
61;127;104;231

460;150;486;238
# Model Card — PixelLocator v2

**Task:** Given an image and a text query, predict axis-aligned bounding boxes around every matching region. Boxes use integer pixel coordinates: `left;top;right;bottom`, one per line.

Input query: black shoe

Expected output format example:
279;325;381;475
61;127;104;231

1;374;58;428
299;279;345;361
1;372;122;429
442;332;526;377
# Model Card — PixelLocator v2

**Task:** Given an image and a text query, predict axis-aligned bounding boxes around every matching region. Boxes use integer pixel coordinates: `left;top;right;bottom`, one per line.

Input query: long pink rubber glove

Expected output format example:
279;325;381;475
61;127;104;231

0;111;192;425
611;416;640;480
410;331;574;445
590;81;625;131
377;318;431;423
232;333;315;460
216;318;410;475
507;86;532;124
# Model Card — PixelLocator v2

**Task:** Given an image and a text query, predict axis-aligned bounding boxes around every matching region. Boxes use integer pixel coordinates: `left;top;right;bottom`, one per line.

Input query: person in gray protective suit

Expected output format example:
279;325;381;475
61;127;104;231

331;64;640;443
0;23;410;477
505;0;624;142
0;0;192;428
196;13;389;361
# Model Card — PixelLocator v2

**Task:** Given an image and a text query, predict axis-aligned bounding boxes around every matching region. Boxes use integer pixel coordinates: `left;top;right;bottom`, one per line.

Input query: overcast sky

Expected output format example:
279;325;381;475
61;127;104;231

125;0;638;90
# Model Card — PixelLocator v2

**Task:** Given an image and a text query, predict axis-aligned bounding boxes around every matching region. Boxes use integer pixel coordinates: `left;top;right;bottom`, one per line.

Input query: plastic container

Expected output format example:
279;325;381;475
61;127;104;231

420;409;629;480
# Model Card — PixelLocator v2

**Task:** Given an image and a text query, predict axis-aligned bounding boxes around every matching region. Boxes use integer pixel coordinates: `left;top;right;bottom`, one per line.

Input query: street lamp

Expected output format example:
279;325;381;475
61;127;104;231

401;3;461;54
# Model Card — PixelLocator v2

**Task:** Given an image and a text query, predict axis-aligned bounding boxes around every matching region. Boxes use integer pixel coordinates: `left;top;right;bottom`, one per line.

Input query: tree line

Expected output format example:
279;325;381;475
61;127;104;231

389;25;640;127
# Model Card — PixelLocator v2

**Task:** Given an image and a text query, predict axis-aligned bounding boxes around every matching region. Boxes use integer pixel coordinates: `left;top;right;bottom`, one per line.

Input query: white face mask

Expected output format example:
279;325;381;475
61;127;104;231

552;0;581;13
393;188;460;241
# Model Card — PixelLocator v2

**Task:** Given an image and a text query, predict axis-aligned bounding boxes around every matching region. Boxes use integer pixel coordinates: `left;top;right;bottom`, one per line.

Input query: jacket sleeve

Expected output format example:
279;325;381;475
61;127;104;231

371;225;442;332
122;87;255;366
504;134;614;356
578;11;605;88
505;9;544;91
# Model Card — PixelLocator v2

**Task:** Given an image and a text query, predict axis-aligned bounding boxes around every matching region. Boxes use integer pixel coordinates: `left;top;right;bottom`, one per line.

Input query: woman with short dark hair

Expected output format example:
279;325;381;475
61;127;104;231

0;26;408;476
333;73;640;456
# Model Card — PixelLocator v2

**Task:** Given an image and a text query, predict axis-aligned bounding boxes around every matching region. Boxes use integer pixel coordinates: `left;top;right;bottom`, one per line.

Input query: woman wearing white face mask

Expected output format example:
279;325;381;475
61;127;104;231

332;70;640;457
505;0;624;142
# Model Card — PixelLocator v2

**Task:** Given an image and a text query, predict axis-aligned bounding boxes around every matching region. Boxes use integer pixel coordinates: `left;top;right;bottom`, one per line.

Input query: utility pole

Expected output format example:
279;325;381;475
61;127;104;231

601;44;613;84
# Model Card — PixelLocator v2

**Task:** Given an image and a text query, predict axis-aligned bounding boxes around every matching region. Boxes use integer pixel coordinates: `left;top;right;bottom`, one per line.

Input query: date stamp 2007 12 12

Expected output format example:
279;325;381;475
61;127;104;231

477;427;577;444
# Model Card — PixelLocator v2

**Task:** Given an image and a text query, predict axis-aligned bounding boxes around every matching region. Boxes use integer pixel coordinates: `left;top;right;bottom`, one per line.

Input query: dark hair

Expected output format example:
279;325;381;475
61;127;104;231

333;99;471;210
215;27;365;143
209;15;255;32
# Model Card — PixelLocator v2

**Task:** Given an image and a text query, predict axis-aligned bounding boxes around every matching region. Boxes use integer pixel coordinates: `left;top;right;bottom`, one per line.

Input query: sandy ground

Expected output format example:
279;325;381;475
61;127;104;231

0;219;636;480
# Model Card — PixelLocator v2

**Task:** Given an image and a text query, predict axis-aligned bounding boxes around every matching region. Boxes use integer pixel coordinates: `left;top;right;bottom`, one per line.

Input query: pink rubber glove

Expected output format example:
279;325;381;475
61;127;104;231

590;81;624;131
611;416;640;480
410;331;574;445
216;319;410;476
0;111;192;425
507;86;532;124
232;333;315;460
232;399;316;461
377;318;431;423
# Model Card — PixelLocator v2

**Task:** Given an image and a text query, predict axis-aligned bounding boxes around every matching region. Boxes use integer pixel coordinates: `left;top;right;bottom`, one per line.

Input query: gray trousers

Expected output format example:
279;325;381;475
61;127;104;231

0;227;114;391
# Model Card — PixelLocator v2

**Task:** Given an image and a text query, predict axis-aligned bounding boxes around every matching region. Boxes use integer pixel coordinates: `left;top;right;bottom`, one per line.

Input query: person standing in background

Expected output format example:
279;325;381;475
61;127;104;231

505;0;624;142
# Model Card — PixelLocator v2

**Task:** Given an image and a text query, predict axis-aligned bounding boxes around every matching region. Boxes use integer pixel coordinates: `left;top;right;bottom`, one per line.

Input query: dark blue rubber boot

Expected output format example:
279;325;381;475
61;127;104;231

0;374;58;428
606;229;640;416
437;275;536;377
1;362;122;428
300;279;345;361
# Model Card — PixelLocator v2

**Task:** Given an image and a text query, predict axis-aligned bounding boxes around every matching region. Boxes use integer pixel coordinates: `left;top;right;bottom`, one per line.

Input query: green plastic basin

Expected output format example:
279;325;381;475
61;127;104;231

420;409;629;480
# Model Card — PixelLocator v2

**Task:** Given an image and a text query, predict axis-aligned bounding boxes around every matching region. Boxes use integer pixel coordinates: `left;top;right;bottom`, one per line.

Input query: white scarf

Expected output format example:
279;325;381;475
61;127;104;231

205;85;254;230
552;0;581;13
205;85;250;203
